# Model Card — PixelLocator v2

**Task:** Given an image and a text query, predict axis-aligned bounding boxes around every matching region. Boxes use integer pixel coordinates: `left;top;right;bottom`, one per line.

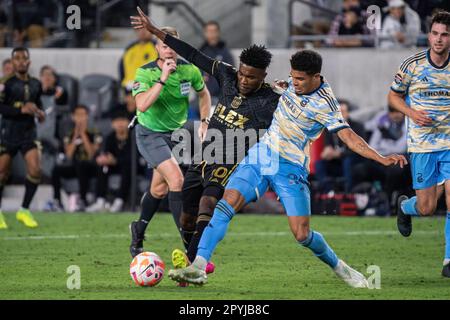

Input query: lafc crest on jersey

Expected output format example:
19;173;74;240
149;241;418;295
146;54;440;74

230;95;243;109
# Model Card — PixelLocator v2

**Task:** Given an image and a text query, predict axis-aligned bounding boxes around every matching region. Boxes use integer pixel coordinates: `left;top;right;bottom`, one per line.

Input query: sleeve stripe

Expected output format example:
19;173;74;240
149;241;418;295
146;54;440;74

195;84;205;92
328;125;349;133
211;60;219;76
390;87;406;94
317;89;338;111
399;51;426;70
400;53;426;72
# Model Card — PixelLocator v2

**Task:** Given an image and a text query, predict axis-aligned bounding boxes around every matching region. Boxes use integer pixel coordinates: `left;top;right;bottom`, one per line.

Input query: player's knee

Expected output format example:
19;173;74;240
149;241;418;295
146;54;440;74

180;212;196;231
28;167;41;179
417;201;436;216
167;174;184;191
222;189;245;210
150;185;168;199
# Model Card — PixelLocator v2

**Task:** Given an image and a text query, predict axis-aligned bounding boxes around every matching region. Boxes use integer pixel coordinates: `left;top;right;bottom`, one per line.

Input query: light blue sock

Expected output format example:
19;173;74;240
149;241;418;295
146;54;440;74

299;230;339;269
445;212;450;260
401;196;420;216
197;200;235;262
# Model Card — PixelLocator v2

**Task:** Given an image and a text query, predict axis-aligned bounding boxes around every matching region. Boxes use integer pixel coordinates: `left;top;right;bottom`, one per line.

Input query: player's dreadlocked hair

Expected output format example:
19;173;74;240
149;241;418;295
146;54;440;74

239;45;272;70
430;10;450;29
290;50;322;75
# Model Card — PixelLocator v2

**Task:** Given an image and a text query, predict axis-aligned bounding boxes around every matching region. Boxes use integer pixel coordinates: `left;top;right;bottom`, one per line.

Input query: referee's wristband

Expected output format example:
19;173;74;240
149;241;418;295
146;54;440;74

156;79;166;86
201;117;210;125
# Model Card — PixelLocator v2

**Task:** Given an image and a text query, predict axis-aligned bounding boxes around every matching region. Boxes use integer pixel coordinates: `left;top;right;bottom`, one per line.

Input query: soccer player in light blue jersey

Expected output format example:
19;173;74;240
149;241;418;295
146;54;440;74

388;10;450;277
168;50;407;288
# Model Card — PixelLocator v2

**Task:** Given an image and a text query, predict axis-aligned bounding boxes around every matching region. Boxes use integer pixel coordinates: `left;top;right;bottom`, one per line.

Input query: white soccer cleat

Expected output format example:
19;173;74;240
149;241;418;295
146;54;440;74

86;198;107;212
168;265;207;285
333;260;369;288
109;198;124;212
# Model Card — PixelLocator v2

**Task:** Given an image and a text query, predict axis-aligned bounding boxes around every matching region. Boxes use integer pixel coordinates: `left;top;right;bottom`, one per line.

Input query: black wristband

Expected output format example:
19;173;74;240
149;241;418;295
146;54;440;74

157;79;166;86
201;117;210;124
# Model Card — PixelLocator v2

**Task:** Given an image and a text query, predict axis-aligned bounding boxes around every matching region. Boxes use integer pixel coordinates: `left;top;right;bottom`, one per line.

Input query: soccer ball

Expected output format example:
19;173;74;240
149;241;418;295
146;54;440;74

130;252;165;287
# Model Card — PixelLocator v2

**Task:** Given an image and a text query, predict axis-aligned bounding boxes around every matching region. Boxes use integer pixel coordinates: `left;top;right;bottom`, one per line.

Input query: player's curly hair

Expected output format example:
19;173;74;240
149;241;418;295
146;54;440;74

430;10;450;29
290;50;322;75
239;45;272;70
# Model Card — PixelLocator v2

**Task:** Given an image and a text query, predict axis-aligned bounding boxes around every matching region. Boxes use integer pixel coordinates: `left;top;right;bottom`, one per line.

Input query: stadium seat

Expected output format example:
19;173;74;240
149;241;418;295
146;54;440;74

58;73;79;111
78;74;118;119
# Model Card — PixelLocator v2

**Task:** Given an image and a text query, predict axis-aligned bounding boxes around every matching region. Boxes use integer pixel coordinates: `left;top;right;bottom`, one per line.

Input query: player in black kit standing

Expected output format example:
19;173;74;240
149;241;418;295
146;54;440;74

130;7;280;275
0;47;45;229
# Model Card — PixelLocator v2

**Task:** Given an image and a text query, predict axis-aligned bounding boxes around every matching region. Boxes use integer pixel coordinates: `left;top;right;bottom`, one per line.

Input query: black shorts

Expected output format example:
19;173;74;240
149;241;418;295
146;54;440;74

0;140;41;157
0;122;40;157
182;161;238;216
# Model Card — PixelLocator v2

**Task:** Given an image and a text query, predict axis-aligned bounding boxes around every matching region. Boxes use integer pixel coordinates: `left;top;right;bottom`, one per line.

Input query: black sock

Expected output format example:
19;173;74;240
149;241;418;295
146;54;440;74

22;177;39;209
187;213;212;262
0;183;4;208
136;192;162;235
181;229;195;252
168;191;183;230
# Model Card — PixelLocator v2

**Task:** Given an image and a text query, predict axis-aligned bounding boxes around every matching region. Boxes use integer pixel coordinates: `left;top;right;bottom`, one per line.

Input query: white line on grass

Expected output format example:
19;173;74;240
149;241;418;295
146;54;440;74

0;230;440;241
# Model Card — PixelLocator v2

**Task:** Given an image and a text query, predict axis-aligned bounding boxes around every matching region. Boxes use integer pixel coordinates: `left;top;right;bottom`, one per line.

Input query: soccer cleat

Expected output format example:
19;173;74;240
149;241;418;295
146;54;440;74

0;211;8;229
168;264;207;285
397;195;412;237
86;198;107;213
43;199;64;212
109;198;124;213
172;249;190;269
129;221;145;258
172;249;190;287
16;208;38;228
333;260;369;288
206;261;215;274
442;263;450;278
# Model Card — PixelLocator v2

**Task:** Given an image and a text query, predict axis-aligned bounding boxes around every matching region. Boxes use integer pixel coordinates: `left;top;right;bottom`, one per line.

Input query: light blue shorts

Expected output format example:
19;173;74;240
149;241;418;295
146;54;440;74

226;142;311;216
409;150;450;190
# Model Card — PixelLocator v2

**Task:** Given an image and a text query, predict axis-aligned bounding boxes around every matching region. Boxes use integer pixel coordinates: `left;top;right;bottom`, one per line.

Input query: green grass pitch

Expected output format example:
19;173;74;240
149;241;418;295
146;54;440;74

0;212;449;300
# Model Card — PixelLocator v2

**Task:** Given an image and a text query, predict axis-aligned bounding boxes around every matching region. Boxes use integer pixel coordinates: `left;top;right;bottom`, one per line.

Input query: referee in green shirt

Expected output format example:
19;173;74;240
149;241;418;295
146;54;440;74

130;27;211;258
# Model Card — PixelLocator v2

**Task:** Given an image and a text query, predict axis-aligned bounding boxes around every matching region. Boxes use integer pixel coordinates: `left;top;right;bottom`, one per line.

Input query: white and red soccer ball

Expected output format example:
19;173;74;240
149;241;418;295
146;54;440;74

130;252;165;287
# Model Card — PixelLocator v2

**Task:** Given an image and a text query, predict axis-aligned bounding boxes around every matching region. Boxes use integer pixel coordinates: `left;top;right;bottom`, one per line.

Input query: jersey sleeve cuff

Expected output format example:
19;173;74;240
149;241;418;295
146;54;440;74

328;125;349;133
390;87;406;94
195;84;206;92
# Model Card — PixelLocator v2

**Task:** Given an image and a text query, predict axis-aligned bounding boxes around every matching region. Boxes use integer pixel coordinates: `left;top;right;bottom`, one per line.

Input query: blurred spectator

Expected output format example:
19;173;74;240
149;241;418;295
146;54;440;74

40;65;68;107
352;106;410;204
315;100;366;192
86;110;133;212
123;87;137;120
119;28;157;89
46;105;102;212
291;0;337;48
199;21;234;106
380;0;421;49
328;0;375;47
1;59;13;79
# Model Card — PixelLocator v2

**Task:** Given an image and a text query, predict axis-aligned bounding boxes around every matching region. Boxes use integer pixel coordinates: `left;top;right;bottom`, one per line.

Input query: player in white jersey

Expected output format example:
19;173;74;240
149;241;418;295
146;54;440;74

389;10;450;277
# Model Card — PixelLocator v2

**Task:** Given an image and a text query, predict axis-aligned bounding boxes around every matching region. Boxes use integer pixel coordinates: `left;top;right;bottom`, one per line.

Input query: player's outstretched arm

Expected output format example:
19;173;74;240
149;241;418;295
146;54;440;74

131;7;215;74
337;127;407;168
388;90;432;126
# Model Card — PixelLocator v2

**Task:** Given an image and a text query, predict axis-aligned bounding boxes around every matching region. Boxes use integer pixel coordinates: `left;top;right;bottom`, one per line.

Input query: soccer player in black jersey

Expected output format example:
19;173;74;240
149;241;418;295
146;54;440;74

0;47;45;229
130;7;280;273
